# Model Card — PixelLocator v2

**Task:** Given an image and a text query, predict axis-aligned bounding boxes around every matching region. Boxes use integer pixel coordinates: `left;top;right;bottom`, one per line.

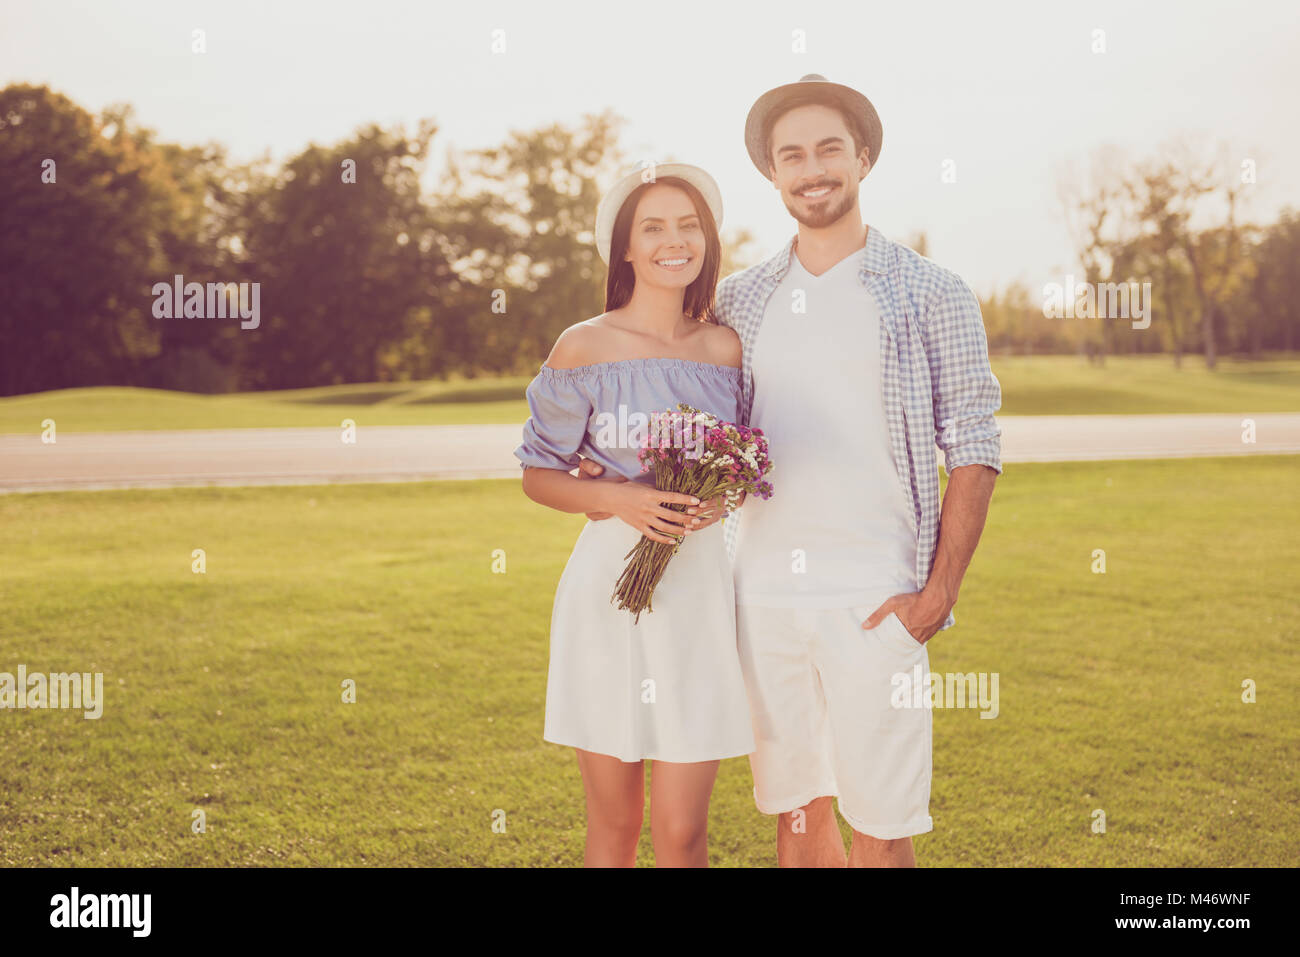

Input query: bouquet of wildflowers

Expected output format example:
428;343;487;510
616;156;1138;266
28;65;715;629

611;403;773;623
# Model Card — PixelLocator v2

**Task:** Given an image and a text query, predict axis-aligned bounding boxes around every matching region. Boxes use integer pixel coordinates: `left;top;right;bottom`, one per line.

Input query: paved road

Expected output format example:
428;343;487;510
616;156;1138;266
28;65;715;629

1;413;1297;493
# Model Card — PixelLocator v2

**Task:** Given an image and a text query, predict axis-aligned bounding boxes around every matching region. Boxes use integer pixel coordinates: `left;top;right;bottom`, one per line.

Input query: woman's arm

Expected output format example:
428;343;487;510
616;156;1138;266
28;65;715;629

572;456;745;531
574;456;626;520
521;465;620;516
522;466;701;546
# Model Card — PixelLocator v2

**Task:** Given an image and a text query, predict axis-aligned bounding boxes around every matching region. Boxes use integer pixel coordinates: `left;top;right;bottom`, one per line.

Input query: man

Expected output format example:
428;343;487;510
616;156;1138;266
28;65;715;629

576;74;1001;867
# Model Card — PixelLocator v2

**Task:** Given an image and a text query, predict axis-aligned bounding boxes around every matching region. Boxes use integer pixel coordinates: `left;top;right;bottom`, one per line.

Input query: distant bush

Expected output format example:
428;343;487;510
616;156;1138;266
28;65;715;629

145;347;239;394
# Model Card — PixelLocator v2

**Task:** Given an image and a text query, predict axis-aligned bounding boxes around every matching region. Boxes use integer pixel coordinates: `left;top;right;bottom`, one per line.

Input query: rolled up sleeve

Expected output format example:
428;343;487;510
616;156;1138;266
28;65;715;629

923;273;1003;475
513;368;592;472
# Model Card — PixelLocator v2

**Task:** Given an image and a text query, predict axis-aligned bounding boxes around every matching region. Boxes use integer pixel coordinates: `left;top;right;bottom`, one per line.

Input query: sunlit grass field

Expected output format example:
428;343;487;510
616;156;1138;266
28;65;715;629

1;455;1296;866
2;354;1299;433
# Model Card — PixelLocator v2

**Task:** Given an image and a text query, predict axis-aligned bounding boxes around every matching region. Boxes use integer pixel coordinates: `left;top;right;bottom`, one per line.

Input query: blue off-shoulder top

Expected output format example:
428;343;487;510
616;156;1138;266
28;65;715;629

514;356;743;484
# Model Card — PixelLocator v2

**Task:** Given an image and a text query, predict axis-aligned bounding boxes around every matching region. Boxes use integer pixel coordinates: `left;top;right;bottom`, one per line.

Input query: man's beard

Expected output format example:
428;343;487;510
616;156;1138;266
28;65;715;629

782;181;858;228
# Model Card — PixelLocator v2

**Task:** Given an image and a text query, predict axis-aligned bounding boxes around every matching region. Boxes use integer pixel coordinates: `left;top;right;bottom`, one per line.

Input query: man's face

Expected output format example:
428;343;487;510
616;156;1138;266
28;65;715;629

767;103;870;229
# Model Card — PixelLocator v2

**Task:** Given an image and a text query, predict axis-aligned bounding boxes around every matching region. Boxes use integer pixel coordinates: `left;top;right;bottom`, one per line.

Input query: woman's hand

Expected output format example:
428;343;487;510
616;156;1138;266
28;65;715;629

683;490;746;531
576;455;742;536
604;482;701;545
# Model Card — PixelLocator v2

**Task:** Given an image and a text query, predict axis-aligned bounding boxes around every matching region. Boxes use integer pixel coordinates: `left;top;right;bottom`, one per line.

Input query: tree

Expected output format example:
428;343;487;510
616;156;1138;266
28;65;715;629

238;120;448;388
1125;158;1197;365
430;111;628;376
1160;138;1253;370
0;85;206;396
1245;208;1300;355
1060;137;1265;368
1056;144;1136;365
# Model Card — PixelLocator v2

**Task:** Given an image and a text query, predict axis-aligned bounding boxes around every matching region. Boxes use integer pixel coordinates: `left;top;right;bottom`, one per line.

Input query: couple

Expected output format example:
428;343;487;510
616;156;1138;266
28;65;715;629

514;74;1003;867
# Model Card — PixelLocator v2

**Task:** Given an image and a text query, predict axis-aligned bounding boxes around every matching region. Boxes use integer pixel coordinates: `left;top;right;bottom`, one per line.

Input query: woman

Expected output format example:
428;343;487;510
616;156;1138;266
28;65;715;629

513;163;754;867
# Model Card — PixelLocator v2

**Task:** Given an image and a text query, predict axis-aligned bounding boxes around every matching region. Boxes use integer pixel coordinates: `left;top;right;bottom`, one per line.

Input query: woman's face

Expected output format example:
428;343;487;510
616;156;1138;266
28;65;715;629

622;183;708;292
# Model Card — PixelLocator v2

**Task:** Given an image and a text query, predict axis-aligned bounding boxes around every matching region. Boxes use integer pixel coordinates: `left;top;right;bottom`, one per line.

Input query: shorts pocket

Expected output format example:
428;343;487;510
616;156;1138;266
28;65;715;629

853;607;924;657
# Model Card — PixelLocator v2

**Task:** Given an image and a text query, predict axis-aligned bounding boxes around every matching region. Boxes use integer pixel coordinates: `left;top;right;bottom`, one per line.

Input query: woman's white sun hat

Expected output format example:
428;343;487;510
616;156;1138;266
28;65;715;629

594;162;724;265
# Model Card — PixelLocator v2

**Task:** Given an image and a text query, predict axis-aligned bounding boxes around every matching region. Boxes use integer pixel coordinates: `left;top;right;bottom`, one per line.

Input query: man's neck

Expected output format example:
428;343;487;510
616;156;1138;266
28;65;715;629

793;216;869;278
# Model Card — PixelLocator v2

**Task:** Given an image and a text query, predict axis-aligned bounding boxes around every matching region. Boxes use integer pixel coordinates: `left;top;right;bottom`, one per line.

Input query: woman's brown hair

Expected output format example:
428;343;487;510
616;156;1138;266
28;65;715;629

603;176;721;323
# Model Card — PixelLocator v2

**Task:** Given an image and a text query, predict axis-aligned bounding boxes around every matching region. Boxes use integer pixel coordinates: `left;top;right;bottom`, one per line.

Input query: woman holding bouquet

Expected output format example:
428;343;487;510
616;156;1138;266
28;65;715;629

514;163;757;867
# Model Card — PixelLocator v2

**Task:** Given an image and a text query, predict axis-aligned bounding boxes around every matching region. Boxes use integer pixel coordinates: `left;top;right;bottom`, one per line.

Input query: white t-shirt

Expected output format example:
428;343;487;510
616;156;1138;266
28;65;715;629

733;243;918;608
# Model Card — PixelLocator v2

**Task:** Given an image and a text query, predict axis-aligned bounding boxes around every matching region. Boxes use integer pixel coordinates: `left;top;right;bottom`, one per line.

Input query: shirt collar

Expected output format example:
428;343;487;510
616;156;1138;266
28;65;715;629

760;223;892;281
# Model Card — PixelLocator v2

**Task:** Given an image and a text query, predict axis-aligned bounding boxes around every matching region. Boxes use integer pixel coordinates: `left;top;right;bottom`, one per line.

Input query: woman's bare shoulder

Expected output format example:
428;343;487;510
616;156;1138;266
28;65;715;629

703;321;742;369
544;316;608;369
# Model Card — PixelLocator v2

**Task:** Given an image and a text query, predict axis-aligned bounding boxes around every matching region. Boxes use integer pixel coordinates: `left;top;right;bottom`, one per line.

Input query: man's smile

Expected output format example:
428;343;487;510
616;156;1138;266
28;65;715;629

796;183;837;200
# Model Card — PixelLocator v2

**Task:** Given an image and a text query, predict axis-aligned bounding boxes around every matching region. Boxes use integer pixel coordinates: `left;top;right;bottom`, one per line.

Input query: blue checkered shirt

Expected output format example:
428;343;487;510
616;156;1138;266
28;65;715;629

715;225;1003;630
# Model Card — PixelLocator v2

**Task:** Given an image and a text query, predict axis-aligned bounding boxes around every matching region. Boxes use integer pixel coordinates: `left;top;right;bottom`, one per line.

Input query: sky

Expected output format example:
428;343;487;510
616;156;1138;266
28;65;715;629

3;0;1298;298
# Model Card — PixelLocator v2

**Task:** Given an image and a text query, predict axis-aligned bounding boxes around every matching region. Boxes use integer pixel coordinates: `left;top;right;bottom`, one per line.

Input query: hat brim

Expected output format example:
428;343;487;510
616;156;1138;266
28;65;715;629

744;77;882;181
595;163;724;265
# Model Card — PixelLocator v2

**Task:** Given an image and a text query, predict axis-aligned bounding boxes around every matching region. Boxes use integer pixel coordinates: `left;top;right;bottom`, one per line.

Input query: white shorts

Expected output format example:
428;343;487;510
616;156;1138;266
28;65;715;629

736;598;933;839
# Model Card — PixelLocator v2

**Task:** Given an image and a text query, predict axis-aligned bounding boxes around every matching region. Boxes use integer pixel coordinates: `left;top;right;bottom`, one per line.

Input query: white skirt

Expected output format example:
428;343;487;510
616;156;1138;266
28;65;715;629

543;516;756;763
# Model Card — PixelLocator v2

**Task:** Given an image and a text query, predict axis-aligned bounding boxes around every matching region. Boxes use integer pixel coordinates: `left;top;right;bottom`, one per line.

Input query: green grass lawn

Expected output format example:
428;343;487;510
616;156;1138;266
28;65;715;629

1;455;1296;866
3;354;1299;434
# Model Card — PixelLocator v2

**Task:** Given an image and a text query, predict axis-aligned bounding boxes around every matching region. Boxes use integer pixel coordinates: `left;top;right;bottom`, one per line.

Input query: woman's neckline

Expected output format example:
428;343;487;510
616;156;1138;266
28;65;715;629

540;356;741;375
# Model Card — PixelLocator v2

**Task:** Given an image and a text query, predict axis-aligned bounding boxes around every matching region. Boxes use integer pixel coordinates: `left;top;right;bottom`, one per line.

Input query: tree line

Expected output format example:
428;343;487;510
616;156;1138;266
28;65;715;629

982;140;1299;366
0;83;1294;397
